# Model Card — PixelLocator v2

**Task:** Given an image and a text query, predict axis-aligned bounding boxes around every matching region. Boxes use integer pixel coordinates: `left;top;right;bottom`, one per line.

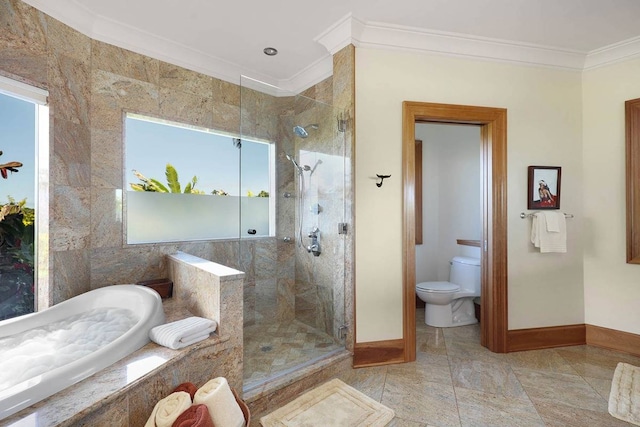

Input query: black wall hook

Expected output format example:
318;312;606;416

376;174;391;187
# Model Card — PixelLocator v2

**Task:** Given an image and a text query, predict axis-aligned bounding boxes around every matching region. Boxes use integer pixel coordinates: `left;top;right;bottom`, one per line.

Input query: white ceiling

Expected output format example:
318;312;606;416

22;0;640;92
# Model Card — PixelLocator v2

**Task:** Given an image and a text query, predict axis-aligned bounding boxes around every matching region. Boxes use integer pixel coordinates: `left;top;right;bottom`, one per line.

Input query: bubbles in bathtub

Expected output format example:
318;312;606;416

0;307;137;392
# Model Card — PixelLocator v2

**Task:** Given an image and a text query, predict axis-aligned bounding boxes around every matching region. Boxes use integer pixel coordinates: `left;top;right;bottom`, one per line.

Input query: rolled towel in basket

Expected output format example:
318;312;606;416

172;404;214;427
194;377;245;427
150;317;217;350
173;382;198;400
144;391;192;427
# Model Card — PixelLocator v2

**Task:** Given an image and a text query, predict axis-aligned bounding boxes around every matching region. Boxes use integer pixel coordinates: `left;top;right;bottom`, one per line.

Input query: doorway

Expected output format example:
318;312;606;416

402;101;508;359
415;122;482;310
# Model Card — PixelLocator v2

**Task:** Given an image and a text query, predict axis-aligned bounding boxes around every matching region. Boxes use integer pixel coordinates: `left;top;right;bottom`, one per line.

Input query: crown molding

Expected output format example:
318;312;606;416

279;55;334;94
584;36;640;70
316;17;587;70
87;9;280;88
21;1;640;93
315;13;366;54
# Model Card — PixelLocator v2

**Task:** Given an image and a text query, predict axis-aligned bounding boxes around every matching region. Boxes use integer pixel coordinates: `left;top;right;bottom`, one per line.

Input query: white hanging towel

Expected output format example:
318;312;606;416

531;212;567;253
543;211;560;232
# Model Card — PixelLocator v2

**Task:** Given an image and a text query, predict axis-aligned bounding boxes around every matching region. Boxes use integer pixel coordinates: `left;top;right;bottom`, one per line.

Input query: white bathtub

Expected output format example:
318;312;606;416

0;284;165;420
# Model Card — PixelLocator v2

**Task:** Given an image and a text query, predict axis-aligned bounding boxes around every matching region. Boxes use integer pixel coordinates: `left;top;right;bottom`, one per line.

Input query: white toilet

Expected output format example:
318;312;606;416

416;256;481;327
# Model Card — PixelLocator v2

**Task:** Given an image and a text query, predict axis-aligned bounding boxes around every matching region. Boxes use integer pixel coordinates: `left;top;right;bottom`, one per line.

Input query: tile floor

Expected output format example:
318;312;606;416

330;309;640;426
243;319;342;388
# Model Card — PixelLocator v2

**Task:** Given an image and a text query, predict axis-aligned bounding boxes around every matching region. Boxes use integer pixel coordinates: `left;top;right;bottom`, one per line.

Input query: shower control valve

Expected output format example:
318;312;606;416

307;243;321;257
307;227;321;256
308;227;319;238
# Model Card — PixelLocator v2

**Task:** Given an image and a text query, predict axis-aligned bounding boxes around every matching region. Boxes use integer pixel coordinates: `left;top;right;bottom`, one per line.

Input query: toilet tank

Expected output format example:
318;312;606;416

449;256;480;292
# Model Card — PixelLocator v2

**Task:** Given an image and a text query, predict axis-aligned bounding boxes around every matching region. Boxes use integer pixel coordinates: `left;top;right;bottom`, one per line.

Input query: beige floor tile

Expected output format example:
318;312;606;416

583;375;613;400
335;365;388;402
455;387;545;427
381;375;461;426
387;417;429;427
246;311;640;427
558;344;640;362
387;352;453;386
513;367;607;412
449;357;526;398
416;330;448;355
444;339;509;364
505;348;578;375
532;399;633;427
555;345;640;380
442;323;481;342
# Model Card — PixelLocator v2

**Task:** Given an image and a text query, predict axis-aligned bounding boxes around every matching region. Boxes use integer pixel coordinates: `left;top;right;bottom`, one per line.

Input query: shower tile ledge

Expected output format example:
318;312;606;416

243;349;352;403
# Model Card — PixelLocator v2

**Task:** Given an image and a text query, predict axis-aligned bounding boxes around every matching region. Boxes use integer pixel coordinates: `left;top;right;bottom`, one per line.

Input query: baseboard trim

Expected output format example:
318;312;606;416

586;324;640;357
507;324;586;352
353;339;405;368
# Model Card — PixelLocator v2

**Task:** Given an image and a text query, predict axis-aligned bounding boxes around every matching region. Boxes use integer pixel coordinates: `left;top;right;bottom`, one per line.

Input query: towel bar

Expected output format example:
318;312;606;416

520;212;574;219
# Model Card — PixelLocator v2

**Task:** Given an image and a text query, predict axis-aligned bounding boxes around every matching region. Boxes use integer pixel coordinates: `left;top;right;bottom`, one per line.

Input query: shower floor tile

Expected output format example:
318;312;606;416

243;319;342;388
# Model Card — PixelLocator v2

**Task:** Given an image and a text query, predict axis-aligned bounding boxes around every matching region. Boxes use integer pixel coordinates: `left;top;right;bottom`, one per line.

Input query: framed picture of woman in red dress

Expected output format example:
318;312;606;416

528;166;561;210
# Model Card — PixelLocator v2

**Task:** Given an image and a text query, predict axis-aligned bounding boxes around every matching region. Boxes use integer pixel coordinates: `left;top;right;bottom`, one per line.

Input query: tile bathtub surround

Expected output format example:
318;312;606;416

248;308;640;427
1;299;238;427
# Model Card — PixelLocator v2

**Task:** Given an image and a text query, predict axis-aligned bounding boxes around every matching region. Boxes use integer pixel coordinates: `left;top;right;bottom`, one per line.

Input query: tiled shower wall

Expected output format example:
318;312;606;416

0;1;355;352
287;94;347;341
242;86;346;343
241;85;350;345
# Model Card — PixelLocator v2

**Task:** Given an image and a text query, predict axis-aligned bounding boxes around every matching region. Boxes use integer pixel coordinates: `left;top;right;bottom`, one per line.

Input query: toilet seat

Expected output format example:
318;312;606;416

416;281;460;293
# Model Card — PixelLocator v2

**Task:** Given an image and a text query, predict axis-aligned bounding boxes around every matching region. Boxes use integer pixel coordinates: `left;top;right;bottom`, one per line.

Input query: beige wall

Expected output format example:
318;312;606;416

583;58;640;335
355;48;585;342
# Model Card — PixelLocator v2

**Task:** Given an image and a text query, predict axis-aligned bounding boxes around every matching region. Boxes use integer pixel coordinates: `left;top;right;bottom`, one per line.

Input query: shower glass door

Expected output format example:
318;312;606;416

239;76;346;390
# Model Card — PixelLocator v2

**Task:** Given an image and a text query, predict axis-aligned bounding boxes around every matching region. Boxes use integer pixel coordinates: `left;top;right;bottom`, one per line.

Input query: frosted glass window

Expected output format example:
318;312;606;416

125;114;273;244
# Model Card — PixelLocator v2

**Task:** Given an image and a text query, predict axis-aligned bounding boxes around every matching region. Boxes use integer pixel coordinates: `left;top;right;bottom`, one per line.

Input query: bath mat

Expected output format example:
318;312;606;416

260;378;394;427
609;362;640;426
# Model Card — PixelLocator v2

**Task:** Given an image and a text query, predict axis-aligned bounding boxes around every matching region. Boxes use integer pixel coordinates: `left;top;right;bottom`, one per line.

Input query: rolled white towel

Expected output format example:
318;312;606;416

194;377;245;427
144;391;192;427
149;317;217;350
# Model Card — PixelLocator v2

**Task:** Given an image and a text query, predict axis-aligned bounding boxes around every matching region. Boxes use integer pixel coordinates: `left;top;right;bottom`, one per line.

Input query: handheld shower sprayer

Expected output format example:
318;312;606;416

285;152;304;175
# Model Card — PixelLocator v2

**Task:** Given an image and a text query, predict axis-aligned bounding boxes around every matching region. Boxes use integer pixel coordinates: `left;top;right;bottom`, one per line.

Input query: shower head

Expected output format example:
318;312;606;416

293;124;319;139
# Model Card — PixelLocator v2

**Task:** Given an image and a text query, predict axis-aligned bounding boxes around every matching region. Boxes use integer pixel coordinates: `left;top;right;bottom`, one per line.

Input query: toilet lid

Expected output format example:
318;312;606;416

416;281;460;292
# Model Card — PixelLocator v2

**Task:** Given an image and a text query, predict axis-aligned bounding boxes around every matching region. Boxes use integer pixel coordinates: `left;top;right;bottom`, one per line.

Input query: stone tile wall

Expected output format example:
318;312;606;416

167;251;245;385
0;0;355;356
0;0;265;304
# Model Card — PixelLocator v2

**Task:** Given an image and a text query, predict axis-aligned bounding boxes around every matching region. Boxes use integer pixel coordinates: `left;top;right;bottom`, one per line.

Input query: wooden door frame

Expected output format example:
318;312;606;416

402;101;508;359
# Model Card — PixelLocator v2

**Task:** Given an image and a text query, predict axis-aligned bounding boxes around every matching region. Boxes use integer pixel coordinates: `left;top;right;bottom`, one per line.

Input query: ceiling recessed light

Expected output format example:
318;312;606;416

263;47;278;56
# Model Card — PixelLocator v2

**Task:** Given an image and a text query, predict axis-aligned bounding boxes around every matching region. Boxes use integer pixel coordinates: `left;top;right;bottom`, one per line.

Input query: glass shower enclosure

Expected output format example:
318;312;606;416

239;77;347;391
